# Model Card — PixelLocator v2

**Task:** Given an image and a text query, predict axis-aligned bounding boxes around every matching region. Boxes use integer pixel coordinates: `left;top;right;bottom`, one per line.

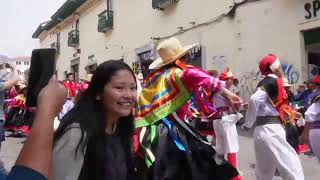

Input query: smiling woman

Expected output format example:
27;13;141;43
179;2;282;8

52;60;138;180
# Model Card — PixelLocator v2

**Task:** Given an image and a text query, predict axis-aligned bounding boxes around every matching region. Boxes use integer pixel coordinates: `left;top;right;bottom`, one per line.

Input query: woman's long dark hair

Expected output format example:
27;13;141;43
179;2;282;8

54;60;136;179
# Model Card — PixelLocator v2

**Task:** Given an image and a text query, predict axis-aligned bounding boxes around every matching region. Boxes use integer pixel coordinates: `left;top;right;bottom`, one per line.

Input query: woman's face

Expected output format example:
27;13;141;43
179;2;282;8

101;70;137;118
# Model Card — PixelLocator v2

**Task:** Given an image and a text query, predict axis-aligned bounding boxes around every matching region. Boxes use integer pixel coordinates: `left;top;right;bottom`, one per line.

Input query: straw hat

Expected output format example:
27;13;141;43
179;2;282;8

149;37;197;70
80;74;93;83
283;78;292;87
207;70;219;77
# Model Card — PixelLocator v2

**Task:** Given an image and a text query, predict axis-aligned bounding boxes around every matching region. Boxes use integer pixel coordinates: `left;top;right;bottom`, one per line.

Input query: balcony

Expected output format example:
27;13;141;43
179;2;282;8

68;30;79;47
98;10;113;33
50;42;60;54
152;0;179;10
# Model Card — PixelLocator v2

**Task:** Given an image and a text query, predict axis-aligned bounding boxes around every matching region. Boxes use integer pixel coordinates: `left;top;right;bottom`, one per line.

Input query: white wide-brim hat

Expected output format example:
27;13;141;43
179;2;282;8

149;37;197;70
80;74;93;83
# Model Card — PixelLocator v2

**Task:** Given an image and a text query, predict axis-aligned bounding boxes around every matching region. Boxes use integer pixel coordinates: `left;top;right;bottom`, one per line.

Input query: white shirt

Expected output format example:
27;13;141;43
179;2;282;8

305;102;320;123
244;87;279;128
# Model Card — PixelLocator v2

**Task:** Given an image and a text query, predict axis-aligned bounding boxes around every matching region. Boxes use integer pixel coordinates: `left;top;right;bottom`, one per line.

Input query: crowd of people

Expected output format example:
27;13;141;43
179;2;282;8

0;37;319;180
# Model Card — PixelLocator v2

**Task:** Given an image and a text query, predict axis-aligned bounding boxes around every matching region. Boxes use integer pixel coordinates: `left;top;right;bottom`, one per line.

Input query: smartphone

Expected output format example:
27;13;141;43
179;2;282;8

26;48;56;107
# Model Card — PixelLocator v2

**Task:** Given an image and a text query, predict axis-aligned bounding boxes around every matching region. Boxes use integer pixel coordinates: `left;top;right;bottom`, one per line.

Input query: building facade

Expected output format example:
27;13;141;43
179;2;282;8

33;0;320;100
0;56;30;81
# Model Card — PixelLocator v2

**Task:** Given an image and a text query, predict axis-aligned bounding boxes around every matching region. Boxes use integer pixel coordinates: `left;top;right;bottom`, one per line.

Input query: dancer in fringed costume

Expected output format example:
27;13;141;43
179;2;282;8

134;37;241;180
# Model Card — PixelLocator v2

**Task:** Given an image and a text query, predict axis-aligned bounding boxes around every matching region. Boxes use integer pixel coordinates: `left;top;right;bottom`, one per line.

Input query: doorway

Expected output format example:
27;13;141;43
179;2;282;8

70;58;80;83
304;28;320;79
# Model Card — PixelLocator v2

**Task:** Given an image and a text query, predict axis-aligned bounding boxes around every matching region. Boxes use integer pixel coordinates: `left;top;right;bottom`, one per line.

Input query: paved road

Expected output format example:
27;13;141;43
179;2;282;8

238;127;320;180
0;129;319;179
0;135;24;172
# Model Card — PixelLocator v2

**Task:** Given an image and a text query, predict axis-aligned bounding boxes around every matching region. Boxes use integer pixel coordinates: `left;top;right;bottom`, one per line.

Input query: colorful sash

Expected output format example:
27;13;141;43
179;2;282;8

134;67;190;128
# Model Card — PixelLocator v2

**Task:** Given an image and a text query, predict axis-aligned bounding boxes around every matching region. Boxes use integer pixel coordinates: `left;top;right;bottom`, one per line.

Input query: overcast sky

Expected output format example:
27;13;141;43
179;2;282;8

0;0;66;57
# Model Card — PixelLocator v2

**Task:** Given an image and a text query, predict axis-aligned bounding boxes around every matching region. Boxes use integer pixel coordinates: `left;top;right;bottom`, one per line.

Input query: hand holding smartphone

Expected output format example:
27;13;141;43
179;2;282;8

26;48;56;107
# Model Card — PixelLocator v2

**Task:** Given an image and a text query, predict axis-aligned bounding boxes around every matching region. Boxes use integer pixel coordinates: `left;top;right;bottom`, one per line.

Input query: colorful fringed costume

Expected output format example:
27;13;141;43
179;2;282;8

4;94;30;136
134;60;238;180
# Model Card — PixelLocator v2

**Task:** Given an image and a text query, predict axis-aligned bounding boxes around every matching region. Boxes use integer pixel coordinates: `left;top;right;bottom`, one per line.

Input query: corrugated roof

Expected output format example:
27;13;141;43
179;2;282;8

32;0;87;39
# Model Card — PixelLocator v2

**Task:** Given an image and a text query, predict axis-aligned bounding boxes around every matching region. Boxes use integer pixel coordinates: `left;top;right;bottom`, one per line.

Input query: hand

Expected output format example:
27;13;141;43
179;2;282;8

242;103;249;111
37;75;67;117
222;88;243;109
241;125;250;131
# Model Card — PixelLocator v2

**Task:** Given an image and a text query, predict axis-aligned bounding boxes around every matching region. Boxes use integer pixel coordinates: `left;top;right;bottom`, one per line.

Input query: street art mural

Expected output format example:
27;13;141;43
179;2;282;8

281;63;300;84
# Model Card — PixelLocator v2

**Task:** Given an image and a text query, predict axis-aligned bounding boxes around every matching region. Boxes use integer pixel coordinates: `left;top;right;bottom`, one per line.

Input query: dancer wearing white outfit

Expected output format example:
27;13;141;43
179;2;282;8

303;88;320;160
242;54;304;180
212;68;242;180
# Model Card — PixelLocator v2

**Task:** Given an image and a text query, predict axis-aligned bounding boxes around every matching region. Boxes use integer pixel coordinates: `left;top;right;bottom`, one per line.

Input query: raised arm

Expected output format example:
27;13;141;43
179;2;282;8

180;68;241;118
9;76;67;179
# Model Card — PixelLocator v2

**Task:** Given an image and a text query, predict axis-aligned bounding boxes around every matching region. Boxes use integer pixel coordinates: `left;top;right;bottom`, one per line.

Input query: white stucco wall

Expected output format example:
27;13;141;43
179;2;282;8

36;0;320;100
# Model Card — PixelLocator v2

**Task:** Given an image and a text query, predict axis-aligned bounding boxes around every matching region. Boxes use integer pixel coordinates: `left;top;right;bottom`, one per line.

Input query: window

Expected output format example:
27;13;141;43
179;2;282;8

107;0;113;11
76;20;80;31
16;62;19;65
57;33;60;44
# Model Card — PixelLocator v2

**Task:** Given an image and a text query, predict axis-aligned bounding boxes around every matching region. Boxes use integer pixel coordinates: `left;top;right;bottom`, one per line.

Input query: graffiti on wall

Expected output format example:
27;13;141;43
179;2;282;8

281;63;300;84
239;70;263;100
238;61;300;100
212;55;227;73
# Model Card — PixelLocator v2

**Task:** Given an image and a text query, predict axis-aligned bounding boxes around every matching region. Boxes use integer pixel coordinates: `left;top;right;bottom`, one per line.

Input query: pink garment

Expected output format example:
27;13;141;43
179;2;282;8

78;82;89;93
180;67;225;119
9;87;17;99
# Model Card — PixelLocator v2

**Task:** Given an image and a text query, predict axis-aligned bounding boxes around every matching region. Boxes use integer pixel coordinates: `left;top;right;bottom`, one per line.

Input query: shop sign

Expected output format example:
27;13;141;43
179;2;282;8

305;0;320;20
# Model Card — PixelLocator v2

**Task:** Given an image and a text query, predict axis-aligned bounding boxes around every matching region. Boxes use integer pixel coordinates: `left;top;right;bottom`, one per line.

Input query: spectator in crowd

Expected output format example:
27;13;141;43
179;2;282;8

308;75;320;104
63;73;77;98
296;85;306;95
52;60;138;180
231;78;240;96
295;80;316;114
74;73;92;104
283;78;295;104
59;73;77;119
0;63;19;178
